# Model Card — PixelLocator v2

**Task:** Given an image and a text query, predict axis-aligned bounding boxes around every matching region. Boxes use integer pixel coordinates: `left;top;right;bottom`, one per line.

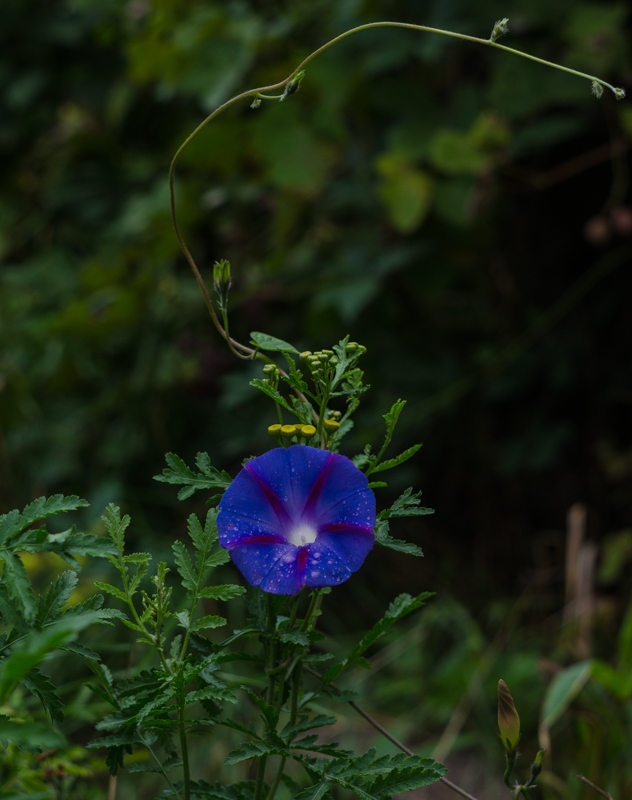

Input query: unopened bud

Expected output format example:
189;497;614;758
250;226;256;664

213;259;232;304
614;87;626;100
263;364;279;377
498;680;520;754
530;749;545;780
490;18;509;42
591;81;604;99
324;420;341;433
281;70;305;101
301;424;317;439
300;351;312;362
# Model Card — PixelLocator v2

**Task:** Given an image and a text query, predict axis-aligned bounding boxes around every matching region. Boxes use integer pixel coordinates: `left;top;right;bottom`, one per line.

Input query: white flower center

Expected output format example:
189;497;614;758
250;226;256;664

287;522;318;547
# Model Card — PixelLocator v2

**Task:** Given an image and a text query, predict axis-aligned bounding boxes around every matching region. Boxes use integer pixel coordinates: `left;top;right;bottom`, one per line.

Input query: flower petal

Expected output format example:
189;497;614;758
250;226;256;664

302;450;376;528
316;526;374;572
217;510;286;549
246;446;332;523
218;459;292;532
229;541;306;595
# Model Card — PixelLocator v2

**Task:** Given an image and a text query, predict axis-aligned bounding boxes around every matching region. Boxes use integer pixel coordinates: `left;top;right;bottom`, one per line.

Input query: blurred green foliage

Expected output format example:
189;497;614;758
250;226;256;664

1;0;632;795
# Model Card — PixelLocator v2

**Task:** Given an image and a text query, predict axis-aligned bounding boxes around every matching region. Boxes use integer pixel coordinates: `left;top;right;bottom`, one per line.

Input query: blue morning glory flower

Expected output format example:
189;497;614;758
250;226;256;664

217;445;376;595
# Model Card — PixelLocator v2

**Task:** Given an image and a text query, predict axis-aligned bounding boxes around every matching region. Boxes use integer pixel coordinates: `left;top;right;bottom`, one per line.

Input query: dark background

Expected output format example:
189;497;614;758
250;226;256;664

1;0;631;795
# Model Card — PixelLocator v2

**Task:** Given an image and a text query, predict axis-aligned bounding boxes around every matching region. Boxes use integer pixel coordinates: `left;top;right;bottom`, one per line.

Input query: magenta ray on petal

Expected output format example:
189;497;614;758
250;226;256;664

217;445;376;595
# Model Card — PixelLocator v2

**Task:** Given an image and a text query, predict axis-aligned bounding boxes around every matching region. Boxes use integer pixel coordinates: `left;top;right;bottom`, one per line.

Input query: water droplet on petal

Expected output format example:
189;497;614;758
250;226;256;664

311;570;320;578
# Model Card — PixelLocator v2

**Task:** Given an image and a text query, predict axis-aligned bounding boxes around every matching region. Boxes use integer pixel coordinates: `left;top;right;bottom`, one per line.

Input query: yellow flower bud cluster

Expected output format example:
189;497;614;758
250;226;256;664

268;423;317;446
262;363;280;386
299;349;338;384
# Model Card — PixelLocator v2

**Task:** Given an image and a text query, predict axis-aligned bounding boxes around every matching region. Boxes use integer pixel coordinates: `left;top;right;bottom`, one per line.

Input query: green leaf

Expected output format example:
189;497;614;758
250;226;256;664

187;779;258;799
322;592;431;684
186;684;237;705
383;399;406;432
249;379;295;413
154;453;232;501
250;331;299;354
0;716;65;751
282;714;337;742
94;581;129;604
21;668;65;724
540;660;593;733
379;487;434;518
0;614;104;704
295;781;331;800
188;509;217;553
371;443;422;473
191;615;227;632
2;553;36;624
374;520;424;558
173;540;197;594
369;760;447;794
199;584;246;601
243;687;279;731
101;504;130;552
223;739;288;766
36;571;78;626
0;495;89;547
376;154;434;234
591;658;632;700
279;630;311;647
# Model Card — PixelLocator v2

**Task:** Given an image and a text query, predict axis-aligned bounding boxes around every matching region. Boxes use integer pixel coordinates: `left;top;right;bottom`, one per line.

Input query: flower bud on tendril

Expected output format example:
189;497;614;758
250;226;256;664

498;679;521;756
217;445;376;595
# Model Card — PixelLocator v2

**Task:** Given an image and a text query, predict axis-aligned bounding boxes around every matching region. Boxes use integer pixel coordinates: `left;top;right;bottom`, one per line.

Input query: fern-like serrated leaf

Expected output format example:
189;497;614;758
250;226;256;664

154;453;232;501
0;495;89;548
295;780;331;800
173;540;197;594
186;684;237;705
249;380;294;414
94;581;128;604
36;571;78;626
223;739;289;766
21;668;65;723
199;584;246;601
369;760;446;795
191;615;226;632
243;687;279;731
101;504;130;552
281;714;337;741
279;630;310;647
374;520;424;558
188;779;257;799
321;592;432;685
370;443;422;474
2;552;36;625
379;487;434;518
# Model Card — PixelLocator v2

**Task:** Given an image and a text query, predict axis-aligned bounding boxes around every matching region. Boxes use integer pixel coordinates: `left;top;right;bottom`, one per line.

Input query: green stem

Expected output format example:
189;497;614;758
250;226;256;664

254;595;279;800
169;20;622;362
139;732;182;800
504;751;517;789
178;697;191;800
300;589;322;632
